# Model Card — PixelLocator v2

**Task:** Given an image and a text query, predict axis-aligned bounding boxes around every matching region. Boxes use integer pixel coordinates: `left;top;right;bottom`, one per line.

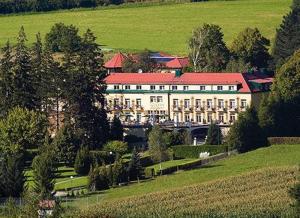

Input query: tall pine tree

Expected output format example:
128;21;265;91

273;0;300;67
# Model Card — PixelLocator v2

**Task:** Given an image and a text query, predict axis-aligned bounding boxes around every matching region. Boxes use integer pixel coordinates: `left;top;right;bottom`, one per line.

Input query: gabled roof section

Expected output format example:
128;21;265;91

104;72;257;93
104;52;127;69
166;57;189;69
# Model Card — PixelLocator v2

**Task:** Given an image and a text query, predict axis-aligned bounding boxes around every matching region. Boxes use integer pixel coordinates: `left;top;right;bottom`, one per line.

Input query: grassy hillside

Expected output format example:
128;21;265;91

76;166;298;217
70;144;300;207
0;0;292;55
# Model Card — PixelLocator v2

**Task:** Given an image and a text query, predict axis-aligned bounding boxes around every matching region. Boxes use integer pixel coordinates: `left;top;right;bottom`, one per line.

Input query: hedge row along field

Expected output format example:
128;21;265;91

76;166;298;218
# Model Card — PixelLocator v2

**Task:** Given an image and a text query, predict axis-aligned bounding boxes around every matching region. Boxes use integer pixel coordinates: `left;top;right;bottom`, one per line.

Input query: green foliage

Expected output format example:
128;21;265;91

225;57;251;72
0;153;26;197
231;27;270;68
32;142;57;198
206;122;222;145
0;107;46;153
110;116;123;141
45;23;82;52
112;158;127;185
104;141;128;156
74;147;92;176
52;123;80;166
188;23;229;72
172;145;228;159
88;166;109;191
163;130;183;147
127;147;143;180
227;106;268;153
273;0;300;67
148;125;169;163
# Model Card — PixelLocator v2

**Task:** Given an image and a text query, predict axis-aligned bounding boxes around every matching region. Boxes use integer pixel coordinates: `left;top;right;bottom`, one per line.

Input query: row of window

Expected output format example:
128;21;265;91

113;85;236;91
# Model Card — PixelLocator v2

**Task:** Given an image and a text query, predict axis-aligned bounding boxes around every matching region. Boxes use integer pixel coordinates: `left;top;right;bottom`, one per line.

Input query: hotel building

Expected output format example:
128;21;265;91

104;72;272;126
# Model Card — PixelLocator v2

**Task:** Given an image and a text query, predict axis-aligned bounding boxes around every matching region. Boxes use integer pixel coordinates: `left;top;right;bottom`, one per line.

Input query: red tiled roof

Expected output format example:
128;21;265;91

104;52;127;68
165;57;189;69
104;72;255;93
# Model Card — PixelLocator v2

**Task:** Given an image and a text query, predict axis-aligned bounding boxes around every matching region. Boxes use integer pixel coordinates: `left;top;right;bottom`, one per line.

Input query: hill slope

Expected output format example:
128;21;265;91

0;0;292;54
77;166;298;217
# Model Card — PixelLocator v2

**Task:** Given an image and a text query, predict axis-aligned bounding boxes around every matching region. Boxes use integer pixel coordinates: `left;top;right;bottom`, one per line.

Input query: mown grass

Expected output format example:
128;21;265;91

76;166;299;217
146;158;197;173
0;0;292;54
70;144;300;207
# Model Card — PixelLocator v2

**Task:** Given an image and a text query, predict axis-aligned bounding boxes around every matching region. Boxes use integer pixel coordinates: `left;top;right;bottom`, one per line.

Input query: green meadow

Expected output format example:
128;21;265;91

0;0;292;55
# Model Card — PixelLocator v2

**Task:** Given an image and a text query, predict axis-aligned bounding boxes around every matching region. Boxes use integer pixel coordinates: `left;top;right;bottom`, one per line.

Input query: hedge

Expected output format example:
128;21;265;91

172;145;228;159
90;150;111;165
268;137;300;145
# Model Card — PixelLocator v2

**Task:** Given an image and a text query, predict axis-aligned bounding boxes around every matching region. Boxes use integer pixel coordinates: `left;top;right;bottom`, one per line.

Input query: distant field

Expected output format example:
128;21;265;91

0;0;292;55
69;144;300;207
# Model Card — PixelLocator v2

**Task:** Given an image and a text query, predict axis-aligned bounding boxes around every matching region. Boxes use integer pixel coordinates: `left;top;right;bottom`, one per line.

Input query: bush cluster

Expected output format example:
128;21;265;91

268;137;300;145
172;145;228;159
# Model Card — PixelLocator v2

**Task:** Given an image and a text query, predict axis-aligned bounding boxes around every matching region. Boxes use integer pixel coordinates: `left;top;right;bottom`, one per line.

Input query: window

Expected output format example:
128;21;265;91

125;85;130;90
157;96;163;103
159;85;165;90
230;114;236;123
196;114;201;123
219;114;224;123
184;99;190;109
136;85;142;90
173;99;179;108
218;99;224;108
114;98;119;107
125;99;130;108
114;85;119;90
229;99;236;108
207;114;212;123
136;113;141;123
136;99;141;108
150;96;156;103
195;99;201;109
172;85;177;90
183;86;189;91
150;85;156;90
217;86;223;91
200;85;206;91
241;99;247;108
207;99;213;109
184;114;190;122
229;85;235;91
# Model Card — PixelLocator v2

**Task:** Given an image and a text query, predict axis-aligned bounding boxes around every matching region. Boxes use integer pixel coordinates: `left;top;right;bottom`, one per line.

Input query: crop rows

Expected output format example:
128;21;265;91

75;166;299;217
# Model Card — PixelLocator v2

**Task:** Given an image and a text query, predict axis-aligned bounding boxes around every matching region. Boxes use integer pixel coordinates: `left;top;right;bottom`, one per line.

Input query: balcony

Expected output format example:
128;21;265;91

240;106;246;112
173;106;181;112
123;105;132;111
184;107;192;112
206;106;215;112
217;106;226;112
195;106;204;112
136;105;144;111
228;106;237;112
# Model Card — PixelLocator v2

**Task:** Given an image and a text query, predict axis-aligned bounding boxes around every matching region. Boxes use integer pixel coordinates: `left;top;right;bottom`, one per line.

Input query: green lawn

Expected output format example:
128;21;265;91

70;144;300;207
0;0;291;55
147;158;197;173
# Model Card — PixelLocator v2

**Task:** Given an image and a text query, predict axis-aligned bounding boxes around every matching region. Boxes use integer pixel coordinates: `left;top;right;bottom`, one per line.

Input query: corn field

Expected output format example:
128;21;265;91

75;166;299;218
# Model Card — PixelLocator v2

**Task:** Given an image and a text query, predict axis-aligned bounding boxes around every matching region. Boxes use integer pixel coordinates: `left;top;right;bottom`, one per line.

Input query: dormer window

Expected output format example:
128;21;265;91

172;85;177;90
200;85;205;91
114;85;119;90
217;86;223;91
159;85;165;90
229;85;235;91
136;85;142;90
125;85;130;90
183;86;189;91
150;85;156;90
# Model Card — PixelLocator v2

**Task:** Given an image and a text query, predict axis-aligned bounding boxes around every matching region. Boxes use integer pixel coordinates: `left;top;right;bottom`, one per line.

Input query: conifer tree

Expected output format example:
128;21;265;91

74;146;91;175
273;0;300;67
12;26;37;110
0;41;14;117
206;122;222;145
127;147;143;181
148;125;168;163
110;116;123;141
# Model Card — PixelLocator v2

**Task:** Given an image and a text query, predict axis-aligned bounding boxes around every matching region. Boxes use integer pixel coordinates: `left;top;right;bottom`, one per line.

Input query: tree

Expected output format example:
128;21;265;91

110;116;123;141
12;26;37;110
52;123;79;166
227;106;268;153
0;41;14;117
273;0;300;67
231;27;271;68
122;56;140;72
225;57;251;72
127;147;143;181
112;158;126;185
148;125;168;163
45;23;82;52
0;153;26;197
88;166;109;191
104;141;128;156
32;142;57;198
206;122;222;145
188;23;229;72
0;107;47;154
74;146;91;175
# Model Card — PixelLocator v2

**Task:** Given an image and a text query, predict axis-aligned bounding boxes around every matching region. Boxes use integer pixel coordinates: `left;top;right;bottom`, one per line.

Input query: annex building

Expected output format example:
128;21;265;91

104;71;272;126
